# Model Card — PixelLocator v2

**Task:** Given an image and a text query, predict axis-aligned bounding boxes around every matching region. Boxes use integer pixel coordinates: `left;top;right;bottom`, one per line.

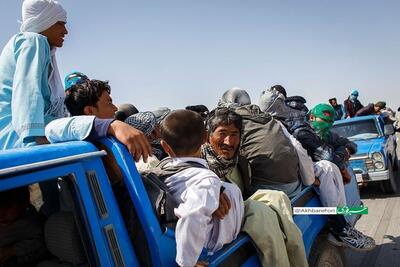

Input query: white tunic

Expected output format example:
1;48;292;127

164;157;244;267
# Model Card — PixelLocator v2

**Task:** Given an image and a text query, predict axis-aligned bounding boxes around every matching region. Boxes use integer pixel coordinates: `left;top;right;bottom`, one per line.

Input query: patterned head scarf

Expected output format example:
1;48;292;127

309;103;335;141
124;112;156;136
152;107;171;124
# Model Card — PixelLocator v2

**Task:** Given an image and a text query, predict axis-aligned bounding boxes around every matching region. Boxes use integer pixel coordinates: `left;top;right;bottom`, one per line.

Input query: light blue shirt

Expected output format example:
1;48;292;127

45;116;95;143
0;32;55;150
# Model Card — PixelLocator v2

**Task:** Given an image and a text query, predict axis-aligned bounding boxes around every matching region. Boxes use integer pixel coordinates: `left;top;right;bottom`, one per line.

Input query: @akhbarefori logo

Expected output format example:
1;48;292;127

293;206;368;215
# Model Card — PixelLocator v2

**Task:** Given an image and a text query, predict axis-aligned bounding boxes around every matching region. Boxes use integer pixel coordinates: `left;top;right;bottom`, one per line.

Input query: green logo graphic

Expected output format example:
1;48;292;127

337;206;368;215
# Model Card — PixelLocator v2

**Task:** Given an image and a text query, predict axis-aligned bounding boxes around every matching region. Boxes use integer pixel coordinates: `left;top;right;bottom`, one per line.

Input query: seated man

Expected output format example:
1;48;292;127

0;187;48;266
328;98;345;121
291;103;375;251
356;101;386;117
158;110;244;266
202;108;308;267
219;89;302;199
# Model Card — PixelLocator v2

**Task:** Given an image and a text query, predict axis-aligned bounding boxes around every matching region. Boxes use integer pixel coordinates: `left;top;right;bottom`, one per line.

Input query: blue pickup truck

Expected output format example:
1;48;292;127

0;138;361;267
332;115;398;194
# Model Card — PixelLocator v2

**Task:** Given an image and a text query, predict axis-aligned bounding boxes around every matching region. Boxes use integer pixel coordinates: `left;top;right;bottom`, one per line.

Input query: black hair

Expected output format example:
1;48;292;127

160;110;205;156
185;105;209;119
206;107;243;134
65;79;111;116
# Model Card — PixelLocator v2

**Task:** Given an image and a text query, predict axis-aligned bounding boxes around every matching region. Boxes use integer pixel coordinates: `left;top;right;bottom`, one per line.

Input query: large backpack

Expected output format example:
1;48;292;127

233;105;300;186
141;158;207;227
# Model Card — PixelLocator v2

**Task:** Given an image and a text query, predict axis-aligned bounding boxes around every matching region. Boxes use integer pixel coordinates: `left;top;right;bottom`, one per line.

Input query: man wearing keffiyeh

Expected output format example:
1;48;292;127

201;108;252;197
0;0;68;150
202;108;309;267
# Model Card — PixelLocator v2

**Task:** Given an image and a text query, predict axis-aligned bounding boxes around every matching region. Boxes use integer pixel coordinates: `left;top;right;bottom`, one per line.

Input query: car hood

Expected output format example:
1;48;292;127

354;137;385;155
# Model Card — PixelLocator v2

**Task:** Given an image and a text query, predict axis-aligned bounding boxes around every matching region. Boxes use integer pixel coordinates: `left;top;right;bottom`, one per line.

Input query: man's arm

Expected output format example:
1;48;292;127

45;116;152;162
330;132;357;159
355;104;373;117
45;116;96;143
295;128;346;170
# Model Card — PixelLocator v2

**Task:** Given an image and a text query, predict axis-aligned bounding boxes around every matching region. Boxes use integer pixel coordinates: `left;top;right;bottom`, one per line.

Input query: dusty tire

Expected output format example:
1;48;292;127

309;233;346;267
380;162;397;194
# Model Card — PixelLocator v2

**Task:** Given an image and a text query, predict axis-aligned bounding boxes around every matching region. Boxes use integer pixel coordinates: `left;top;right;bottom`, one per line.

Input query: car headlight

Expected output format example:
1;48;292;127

365;159;375;171
374;161;385;170
372;152;383;161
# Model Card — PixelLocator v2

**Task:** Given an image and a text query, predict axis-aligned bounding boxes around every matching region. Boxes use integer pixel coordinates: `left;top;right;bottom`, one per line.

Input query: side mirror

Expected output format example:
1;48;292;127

384;124;395;135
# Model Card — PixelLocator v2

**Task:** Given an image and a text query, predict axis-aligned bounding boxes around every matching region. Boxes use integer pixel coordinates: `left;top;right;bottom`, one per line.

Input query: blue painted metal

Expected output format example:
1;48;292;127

0;141;139;267
292;186;328;257
334;115;383;128
334;115;396;183
0;141;98;169
241;255;261;267
98;137;176;267
355;137;385;156
0;138;344;266
78;157;140;267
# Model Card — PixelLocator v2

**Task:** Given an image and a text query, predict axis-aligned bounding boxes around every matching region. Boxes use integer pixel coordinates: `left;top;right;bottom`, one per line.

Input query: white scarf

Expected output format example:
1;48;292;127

20;0;67;33
46;48;67;118
20;0;67;118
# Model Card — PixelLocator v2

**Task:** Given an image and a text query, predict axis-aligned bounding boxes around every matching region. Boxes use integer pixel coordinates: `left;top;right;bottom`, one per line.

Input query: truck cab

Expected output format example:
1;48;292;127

0;138;361;266
332;115;398;193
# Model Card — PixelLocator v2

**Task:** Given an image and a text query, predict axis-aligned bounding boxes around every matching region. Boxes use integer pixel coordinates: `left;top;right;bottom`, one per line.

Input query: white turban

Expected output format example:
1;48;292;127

20;0;67;33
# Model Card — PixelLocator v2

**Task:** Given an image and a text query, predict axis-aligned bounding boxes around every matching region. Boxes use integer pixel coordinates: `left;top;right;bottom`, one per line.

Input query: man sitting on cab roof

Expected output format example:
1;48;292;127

202;107;308;267
355;101;386;117
0;0;68;150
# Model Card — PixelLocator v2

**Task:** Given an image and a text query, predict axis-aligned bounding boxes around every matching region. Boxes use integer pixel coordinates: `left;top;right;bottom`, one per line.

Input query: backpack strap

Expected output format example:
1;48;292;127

237;155;252;198
151;158;208;181
141;158;209;227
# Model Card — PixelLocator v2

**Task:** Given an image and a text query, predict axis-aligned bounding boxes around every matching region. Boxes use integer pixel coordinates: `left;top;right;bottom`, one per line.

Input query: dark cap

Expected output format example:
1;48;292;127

271;85;287;98
115;104;139;121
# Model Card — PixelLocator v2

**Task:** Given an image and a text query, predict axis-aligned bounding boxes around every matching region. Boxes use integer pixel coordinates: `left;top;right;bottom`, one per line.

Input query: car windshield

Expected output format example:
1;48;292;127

332;119;380;141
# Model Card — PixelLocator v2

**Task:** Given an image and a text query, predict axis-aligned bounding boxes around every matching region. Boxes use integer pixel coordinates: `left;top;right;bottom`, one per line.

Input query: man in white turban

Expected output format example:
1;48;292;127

0;0;68;150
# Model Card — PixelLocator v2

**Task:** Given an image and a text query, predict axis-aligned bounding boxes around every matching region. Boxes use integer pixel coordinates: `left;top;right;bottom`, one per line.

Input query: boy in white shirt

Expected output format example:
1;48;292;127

159;110;244;267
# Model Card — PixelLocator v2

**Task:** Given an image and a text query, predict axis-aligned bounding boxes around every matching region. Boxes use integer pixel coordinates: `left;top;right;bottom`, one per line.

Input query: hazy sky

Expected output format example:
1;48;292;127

1;0;399;112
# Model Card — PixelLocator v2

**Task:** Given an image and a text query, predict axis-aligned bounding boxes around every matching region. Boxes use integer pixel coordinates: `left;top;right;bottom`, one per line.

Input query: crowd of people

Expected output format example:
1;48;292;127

1;0;399;266
329;89;396;121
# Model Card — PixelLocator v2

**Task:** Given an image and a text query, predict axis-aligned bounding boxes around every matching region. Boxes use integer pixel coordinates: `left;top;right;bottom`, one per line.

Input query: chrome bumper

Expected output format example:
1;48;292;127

355;170;389;182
